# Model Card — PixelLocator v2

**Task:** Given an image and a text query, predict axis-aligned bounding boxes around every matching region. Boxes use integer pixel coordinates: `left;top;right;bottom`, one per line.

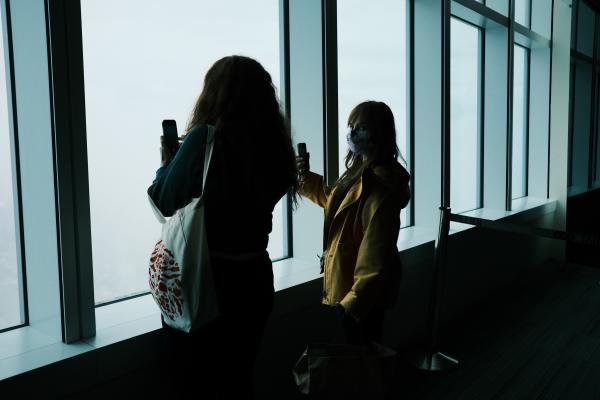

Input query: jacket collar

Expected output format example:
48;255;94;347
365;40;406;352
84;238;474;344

322;175;364;252
333;176;363;220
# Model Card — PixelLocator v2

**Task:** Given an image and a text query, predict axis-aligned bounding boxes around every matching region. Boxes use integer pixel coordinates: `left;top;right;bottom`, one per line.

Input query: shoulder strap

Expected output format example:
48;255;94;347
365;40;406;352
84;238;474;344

149;124;215;223
201;125;215;194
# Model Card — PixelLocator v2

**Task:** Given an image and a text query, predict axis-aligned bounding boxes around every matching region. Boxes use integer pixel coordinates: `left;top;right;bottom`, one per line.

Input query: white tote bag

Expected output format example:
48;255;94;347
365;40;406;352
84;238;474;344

147;125;218;333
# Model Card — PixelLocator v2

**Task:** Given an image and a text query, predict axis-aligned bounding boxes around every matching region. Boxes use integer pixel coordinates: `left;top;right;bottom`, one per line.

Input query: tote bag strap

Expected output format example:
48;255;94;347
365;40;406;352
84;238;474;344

148;124;215;223
180;124;215;212
200;125;215;198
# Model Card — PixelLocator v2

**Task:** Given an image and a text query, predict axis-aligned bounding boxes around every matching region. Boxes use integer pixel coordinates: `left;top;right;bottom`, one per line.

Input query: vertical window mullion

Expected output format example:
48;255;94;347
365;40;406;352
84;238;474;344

7;0;63;341
478;28;485;208
409;0;415;226
288;0;327;260
279;0;293;259
568;64;575;188
46;0;97;342
322;0;338;186
525;47;531;196
507;0;515;210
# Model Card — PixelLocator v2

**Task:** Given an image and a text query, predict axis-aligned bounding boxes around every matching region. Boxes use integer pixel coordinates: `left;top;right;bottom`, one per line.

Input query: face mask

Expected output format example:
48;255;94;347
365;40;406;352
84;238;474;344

346;128;370;155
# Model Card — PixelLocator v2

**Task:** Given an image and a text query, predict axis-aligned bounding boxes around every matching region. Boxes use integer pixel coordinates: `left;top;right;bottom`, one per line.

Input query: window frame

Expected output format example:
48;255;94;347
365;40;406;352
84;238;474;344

449;15;485;213
0;0;27;334
512;43;531;200
449;0;550;212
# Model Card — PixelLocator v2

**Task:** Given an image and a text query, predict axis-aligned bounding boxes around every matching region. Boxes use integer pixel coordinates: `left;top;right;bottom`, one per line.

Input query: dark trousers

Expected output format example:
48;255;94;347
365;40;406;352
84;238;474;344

340;307;385;345
161;253;274;399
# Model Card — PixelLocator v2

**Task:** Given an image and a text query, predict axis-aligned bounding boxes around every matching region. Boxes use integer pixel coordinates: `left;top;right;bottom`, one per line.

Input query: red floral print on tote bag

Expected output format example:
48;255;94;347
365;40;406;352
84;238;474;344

149;240;184;320
147;125;218;332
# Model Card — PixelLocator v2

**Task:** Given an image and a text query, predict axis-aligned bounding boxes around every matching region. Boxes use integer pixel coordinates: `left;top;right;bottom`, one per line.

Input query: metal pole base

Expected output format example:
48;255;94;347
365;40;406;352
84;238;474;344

412;351;459;371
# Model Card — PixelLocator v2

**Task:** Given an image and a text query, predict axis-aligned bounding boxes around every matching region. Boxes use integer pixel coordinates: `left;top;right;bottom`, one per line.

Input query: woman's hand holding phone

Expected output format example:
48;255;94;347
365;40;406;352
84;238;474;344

160;136;172;167
160;119;181;167
159;135;183;167
296;143;310;182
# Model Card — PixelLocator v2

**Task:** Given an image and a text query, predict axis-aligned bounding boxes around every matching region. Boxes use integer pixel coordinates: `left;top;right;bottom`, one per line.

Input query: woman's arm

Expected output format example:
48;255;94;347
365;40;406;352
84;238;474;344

147;125;207;217
299;171;334;209
339;196;401;321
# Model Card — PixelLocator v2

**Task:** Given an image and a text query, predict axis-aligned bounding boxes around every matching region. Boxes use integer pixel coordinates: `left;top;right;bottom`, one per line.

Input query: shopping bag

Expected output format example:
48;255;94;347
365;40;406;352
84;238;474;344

147;125;218;333
292;341;397;399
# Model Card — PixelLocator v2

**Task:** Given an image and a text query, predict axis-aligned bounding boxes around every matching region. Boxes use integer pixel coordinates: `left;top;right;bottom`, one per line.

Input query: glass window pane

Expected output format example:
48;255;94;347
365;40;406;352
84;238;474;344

568;65;575;187
81;0;283;304
512;45;529;199
577;1;595;57
485;0;509;16
514;0;531;27
337;0;409;225
0;11;23;330
570;62;593;191
571;0;578;50
450;18;481;214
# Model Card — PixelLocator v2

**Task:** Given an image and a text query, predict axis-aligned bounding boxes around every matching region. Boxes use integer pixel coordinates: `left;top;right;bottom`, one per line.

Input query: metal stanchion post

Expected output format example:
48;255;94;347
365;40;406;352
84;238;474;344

413;206;459;371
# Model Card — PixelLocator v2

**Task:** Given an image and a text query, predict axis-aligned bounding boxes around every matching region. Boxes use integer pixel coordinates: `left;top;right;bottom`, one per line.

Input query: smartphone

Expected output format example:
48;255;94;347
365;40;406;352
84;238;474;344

162;119;179;154
297;143;309;176
297;142;307;158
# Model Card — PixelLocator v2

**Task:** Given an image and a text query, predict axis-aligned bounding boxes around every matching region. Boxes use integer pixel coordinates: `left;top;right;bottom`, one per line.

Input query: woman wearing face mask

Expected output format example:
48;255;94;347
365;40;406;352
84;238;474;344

296;101;410;344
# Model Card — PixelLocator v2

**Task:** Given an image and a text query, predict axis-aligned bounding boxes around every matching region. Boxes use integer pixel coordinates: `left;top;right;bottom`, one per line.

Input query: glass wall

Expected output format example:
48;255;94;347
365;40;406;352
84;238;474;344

515;0;531;28
568;65;575;187
81;0;283;304
512;45;529;199
450;18;481;213
0;7;22;330
337;0;408;225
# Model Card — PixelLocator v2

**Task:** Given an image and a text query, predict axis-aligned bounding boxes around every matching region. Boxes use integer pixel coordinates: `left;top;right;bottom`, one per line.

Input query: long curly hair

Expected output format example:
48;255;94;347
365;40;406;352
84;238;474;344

186;55;298;206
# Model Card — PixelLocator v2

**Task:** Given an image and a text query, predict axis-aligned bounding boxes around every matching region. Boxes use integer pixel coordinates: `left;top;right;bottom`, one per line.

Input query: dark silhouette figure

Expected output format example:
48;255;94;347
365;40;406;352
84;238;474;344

297;101;410;345
148;55;297;398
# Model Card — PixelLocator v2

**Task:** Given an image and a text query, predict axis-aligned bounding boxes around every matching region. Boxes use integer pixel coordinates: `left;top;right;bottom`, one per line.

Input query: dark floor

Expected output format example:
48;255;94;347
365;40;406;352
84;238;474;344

57;260;600;399
390;261;600;400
